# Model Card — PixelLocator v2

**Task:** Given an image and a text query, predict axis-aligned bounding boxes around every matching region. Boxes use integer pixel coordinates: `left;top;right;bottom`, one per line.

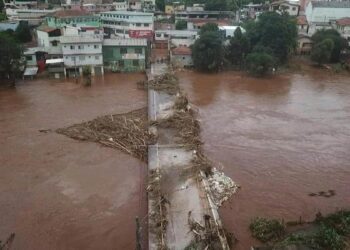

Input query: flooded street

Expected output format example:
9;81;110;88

178;68;350;249
0;74;147;249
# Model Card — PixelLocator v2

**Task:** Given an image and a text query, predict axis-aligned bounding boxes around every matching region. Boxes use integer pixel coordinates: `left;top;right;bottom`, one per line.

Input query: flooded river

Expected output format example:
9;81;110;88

178;68;350;249
0;74;147;250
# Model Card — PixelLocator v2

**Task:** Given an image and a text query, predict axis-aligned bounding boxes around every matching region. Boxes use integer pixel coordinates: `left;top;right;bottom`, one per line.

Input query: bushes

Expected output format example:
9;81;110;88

246;51;276;76
249;217;286;242
311;38;334;65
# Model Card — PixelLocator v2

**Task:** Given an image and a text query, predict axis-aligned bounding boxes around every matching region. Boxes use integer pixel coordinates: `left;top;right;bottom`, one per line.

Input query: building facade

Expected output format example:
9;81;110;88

100;11;154;39
60;34;104;76
102;38;148;72
46;10;101;28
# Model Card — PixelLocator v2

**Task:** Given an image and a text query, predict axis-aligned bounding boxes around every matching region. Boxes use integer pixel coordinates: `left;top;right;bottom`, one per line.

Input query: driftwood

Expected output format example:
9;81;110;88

57;108;155;162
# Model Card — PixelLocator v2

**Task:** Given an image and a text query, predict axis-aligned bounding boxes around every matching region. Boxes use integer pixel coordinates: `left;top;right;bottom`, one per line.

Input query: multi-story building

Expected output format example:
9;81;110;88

102;38;148;72
100;11;154;39
305;1;350;35
46;10;101;28
60;34;104;76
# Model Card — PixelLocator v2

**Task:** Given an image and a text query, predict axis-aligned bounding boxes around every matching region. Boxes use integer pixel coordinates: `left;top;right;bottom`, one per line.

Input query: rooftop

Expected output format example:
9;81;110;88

60;35;103;43
103;38;147;46
100;11;154;16
37;25;60;33
297;15;308;25
270;0;300;6
336;17;350;26
311;1;350;8
48;10;92;18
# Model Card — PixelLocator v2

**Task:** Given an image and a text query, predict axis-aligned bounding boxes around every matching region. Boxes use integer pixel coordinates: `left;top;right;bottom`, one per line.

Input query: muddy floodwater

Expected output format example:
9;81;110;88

178;68;350;249
0;74;147;250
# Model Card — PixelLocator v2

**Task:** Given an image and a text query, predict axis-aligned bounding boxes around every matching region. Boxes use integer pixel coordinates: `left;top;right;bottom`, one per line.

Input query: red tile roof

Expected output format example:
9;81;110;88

297;15;308;25
37;25;59;33
336;17;350;26
172;46;191;55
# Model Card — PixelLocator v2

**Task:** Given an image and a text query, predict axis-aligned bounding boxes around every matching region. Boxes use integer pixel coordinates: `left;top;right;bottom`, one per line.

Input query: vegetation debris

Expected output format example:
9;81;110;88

137;73;180;95
250;217;286;243
56;108;155;162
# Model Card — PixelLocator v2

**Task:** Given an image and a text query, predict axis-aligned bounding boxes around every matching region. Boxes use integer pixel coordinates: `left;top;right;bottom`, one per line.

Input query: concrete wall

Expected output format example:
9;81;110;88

171;54;192;67
46;16;101;28
305;4;350;23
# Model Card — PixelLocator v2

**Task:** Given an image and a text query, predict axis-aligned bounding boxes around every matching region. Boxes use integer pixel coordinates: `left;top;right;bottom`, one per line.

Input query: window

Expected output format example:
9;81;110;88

51;40;58;46
133;60;139;66
119;60;124;67
70;45;75;49
95;55;99;60
78;45;84;49
65;56;68;59
135;48;142;54
94;45;99;49
79;55;85;61
25;55;32;61
136;23;141;27
144;23;149;27
120;48;127;54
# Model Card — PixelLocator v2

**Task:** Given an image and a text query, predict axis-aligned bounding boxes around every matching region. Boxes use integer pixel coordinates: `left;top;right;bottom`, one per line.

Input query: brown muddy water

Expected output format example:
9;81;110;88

178;68;350;249
0;74;148;250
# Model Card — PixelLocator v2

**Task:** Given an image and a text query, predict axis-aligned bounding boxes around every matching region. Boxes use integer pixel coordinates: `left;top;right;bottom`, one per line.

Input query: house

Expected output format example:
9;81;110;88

46;10;101;28
170;46;192;67
113;1;128;11
45;58;65;79
175;10;234;22
187;18;232;30
100;11;154;39
36;26;62;58
60;34;104;77
165;2;185;14
297;15;308;34
128;0;142;11
219;26;245;39
305;1;350;35
102;38;148;72
296;34;313;54
270;0;300;16
0;21;19;32
334;17;350;45
155;29;198;48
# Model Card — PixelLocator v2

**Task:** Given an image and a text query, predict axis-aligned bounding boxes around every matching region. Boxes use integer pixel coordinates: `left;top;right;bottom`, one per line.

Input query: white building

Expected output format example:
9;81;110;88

100;11;154;39
270;0;300;16
305;1;350;35
155;29;198;48
113;1;128;11
60;34;104;76
36;26;62;59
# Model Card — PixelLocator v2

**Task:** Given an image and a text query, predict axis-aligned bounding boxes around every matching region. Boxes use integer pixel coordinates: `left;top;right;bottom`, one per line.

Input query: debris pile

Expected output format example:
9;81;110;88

137;73;180;95
147;169;168;249
186;212;233;250
56;108;155;161
207;168;239;207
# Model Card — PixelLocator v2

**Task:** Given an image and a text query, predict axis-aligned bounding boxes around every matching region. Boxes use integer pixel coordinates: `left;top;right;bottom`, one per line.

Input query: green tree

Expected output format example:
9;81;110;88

192;31;224;72
199;23;219;35
311;29;348;63
0;0;4;12
226;27;250;67
245;12;297;63
310;39;334;65
155;0;165;11
246;50;276;76
0;33;22;86
175;20;187;30
15;21;32;43
204;0;227;10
